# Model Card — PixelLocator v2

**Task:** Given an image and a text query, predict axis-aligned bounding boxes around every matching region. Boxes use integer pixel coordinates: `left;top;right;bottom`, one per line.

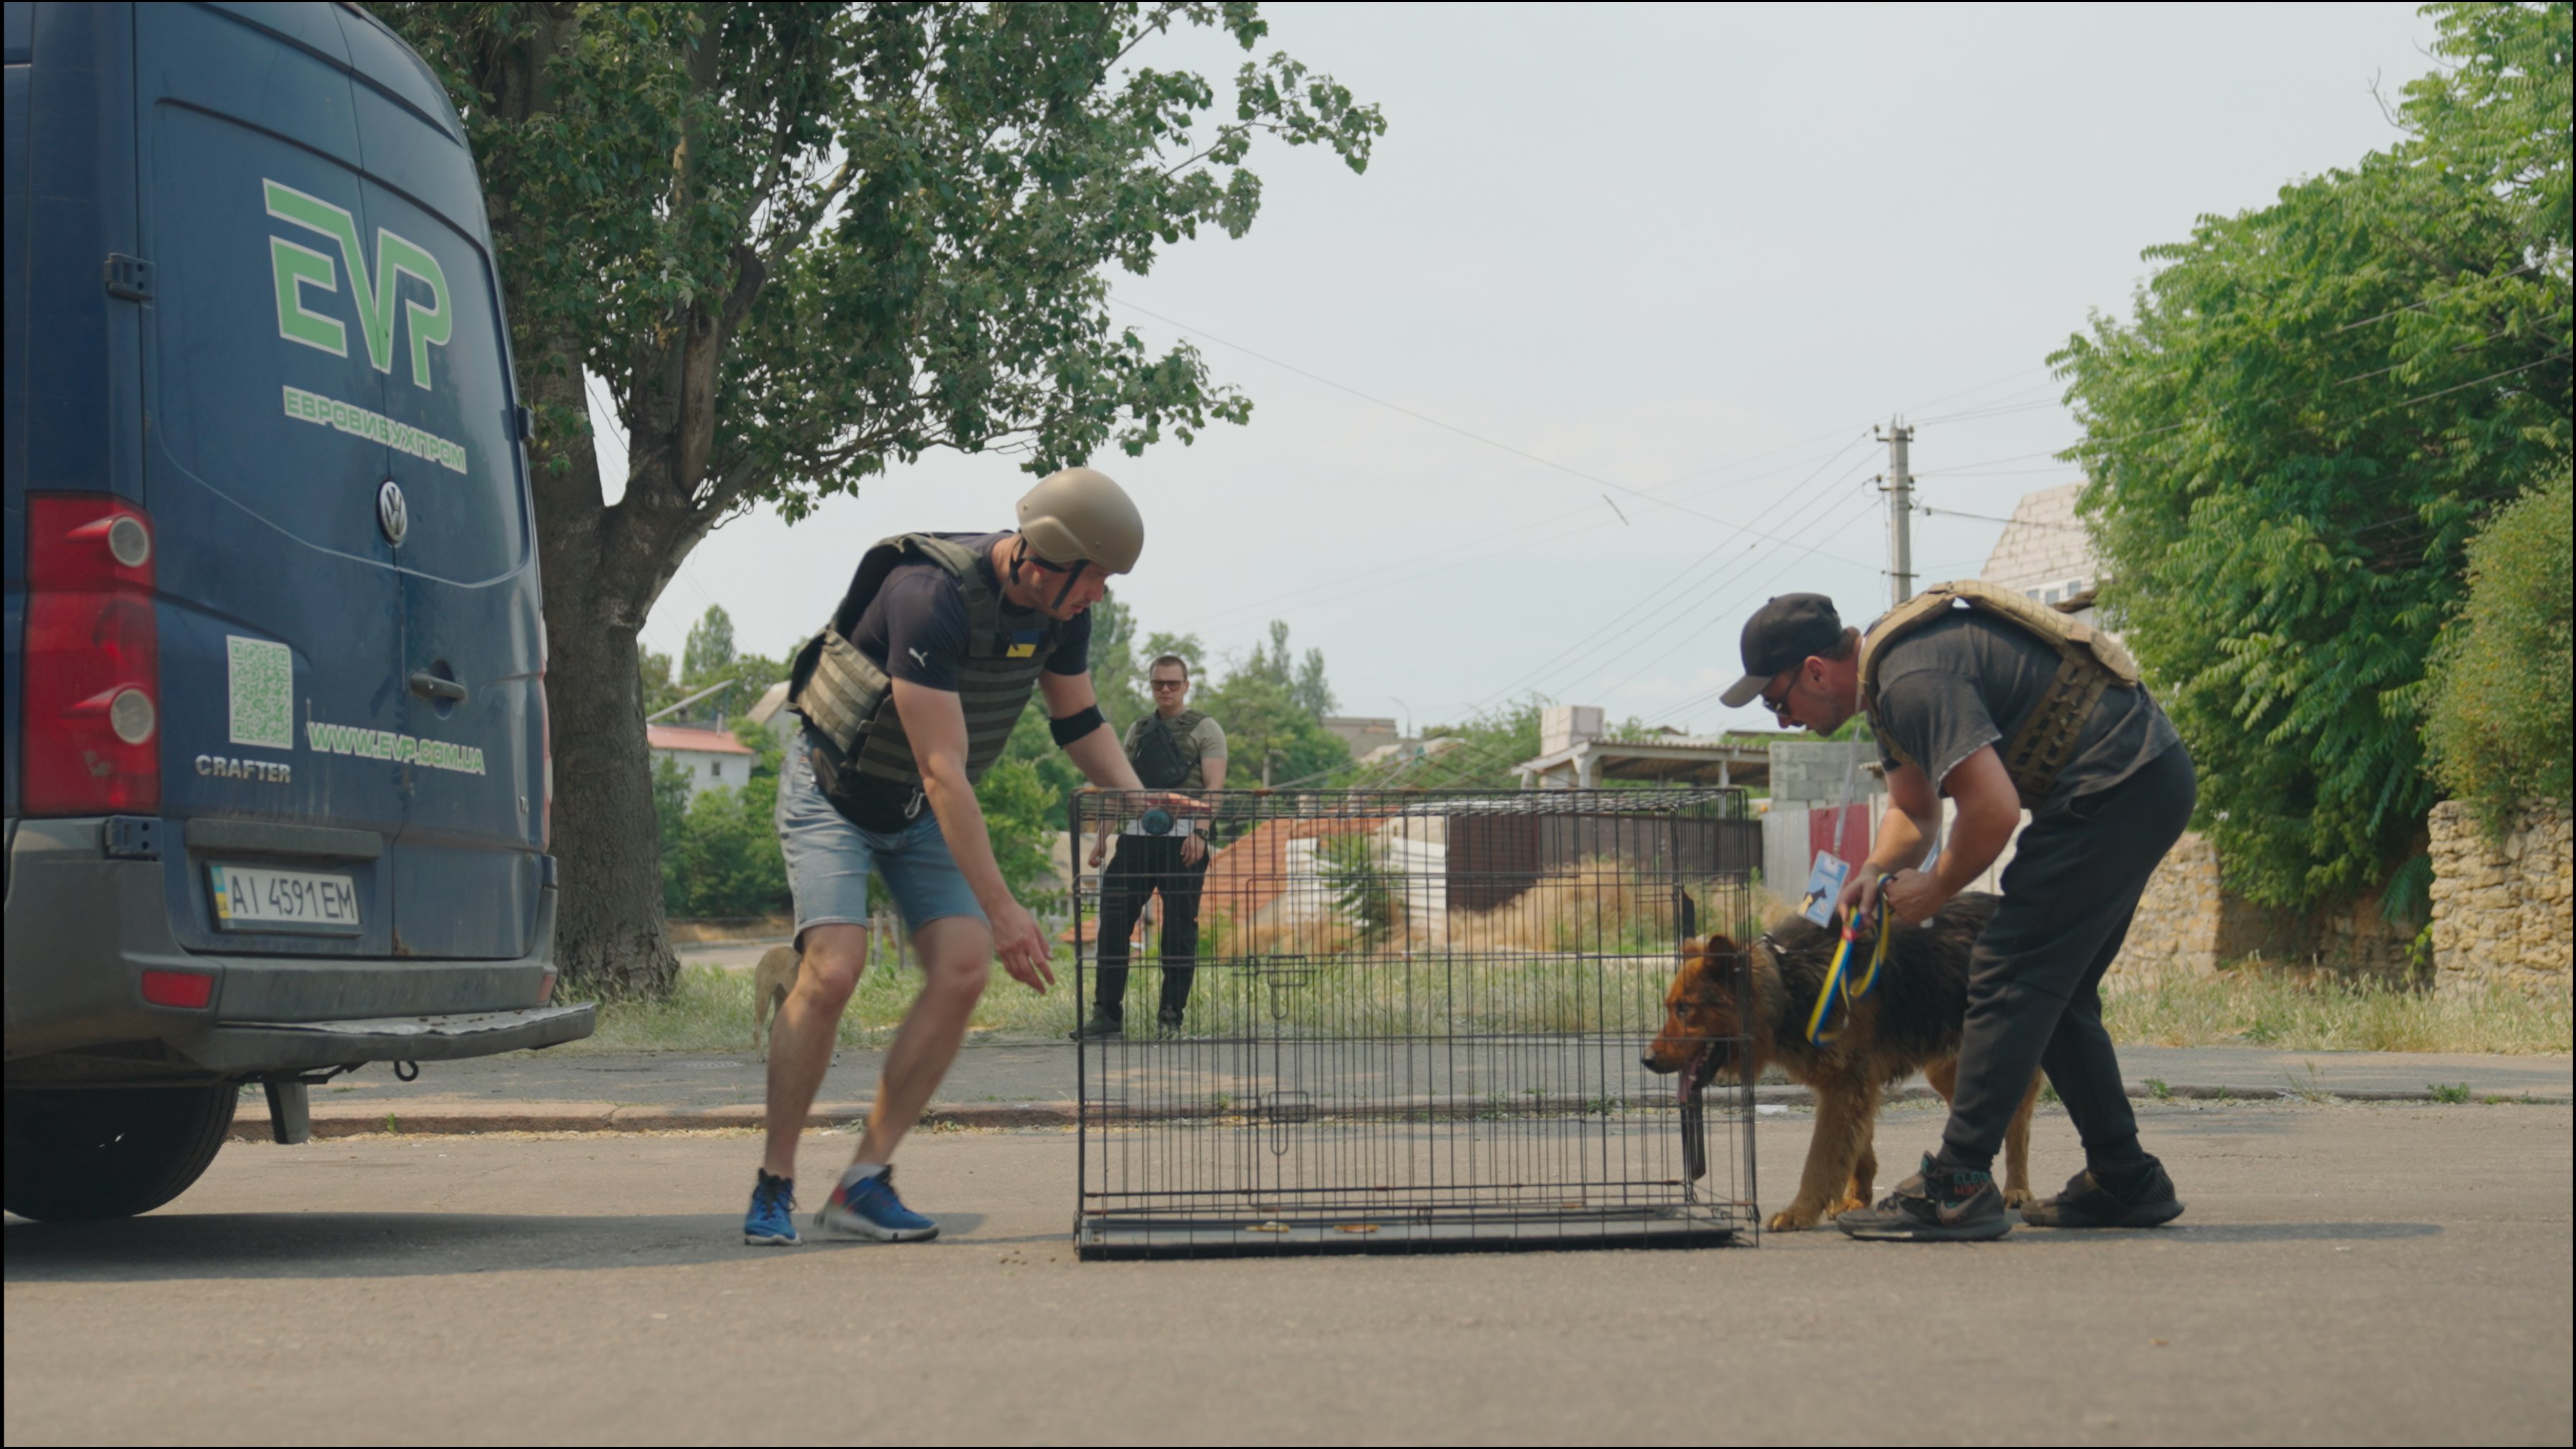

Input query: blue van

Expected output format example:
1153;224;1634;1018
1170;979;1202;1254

4;1;590;1220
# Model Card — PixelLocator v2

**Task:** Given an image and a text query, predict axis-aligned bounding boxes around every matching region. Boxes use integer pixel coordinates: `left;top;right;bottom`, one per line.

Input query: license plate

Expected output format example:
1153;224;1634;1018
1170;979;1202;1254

207;862;362;934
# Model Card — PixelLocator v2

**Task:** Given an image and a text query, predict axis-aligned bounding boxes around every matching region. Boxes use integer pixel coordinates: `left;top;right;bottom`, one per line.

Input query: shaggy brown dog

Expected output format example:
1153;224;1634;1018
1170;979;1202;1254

750;944;801;1062
1641;892;2038;1231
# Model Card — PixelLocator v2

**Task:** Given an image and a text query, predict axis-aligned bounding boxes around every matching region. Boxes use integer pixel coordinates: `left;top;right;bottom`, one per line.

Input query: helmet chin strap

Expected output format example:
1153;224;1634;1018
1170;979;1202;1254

1008;536;1090;610
1050;559;1089;611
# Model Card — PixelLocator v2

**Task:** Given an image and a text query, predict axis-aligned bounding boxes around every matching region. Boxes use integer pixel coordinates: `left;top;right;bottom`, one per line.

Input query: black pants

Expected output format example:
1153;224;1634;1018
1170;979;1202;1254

1941;742;2197;1172
1092;832;1208;1022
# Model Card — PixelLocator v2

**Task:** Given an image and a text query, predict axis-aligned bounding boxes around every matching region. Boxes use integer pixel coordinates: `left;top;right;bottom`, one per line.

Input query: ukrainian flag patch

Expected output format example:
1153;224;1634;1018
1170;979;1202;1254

1006;630;1045;659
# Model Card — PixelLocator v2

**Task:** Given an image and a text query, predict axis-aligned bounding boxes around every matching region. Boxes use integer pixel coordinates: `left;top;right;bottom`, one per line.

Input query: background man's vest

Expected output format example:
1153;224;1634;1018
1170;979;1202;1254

1859;579;2143;809
786;533;1061;813
1127;708;1210;790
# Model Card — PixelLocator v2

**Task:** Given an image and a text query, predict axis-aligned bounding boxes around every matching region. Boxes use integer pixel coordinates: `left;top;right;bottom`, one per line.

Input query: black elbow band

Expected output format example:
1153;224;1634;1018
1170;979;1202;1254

1050;705;1106;747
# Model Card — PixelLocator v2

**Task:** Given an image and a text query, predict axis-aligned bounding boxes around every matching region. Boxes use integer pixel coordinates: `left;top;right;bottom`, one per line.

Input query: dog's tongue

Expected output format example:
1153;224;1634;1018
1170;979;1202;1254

1677;1046;1708;1107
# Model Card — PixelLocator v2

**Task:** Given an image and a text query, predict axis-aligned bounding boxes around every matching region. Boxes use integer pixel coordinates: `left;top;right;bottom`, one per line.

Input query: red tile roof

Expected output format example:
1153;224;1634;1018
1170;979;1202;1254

646;723;755;755
1200;816;1381;923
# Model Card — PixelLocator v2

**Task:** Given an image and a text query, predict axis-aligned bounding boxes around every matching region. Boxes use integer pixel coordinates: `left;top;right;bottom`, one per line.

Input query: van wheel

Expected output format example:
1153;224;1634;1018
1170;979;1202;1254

3;1085;237;1221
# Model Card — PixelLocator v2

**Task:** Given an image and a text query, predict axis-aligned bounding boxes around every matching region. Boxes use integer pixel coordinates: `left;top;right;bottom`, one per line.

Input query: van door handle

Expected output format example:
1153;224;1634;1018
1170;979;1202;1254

408;671;469;704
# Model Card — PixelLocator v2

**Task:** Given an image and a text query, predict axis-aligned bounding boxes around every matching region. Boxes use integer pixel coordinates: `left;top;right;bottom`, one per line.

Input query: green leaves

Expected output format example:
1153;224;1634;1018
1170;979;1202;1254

380;2;1383;525
2053;2;2572;911
2423;469;2574;835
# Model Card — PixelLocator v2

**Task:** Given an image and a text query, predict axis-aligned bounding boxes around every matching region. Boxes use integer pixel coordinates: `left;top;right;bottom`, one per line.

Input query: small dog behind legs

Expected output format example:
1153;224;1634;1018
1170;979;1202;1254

750;944;802;1062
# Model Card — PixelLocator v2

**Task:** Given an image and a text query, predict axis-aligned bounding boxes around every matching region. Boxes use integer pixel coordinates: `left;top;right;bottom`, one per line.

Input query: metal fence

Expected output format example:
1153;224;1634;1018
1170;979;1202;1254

1070;787;1761;1259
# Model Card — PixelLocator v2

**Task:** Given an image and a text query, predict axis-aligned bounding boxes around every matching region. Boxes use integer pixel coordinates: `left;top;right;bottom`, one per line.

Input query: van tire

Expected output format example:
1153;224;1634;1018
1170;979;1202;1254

4;1085;237;1221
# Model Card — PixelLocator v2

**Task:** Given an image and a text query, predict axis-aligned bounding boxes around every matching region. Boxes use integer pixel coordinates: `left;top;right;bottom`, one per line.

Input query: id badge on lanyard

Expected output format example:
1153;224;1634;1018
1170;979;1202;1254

1801;727;1869;926
1800;853;1849;927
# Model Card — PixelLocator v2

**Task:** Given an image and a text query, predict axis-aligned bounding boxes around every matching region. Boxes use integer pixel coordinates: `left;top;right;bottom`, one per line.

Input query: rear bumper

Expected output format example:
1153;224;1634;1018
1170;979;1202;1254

162;1005;595;1075
4;816;588;1082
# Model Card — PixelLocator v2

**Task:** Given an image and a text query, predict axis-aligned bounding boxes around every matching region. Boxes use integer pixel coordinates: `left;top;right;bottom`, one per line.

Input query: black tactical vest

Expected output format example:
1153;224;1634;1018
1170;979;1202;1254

786;533;1062;813
1126;708;1210;790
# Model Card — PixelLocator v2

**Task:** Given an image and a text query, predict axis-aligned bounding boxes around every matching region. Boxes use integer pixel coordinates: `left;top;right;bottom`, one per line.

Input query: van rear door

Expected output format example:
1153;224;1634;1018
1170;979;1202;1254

136;1;405;958
341;12;546;959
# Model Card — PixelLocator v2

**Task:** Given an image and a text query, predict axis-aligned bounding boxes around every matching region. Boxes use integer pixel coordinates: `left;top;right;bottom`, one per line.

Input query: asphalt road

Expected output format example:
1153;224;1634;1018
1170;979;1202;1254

6;1099;2570;1445
272;1041;2576;1119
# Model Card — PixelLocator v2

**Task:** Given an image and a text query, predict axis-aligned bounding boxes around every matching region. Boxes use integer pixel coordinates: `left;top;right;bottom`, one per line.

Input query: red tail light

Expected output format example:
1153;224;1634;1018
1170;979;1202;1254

22;495;161;815
140;969;215;1009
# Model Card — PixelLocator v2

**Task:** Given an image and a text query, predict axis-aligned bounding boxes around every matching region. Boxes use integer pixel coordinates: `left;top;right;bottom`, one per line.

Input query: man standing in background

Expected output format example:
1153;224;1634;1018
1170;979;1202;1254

1075;654;1227;1038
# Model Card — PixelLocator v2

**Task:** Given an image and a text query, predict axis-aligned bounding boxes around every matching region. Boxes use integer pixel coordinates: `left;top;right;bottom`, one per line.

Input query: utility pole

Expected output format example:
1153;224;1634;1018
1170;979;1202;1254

1876;417;1915;608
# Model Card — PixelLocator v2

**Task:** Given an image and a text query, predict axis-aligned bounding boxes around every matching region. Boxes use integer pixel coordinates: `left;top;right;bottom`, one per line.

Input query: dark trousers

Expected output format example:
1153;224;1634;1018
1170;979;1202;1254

1092;832;1208;1022
1941;742;2197;1172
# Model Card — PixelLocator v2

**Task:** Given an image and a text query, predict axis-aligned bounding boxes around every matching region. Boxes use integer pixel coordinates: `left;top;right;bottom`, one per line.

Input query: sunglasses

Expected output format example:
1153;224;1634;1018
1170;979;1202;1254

1150;678;1187;691
1760;673;1800;721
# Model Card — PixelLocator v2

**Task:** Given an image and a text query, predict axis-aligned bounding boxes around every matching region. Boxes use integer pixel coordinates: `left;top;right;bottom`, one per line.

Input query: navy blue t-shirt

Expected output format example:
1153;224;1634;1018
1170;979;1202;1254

835;532;1092;829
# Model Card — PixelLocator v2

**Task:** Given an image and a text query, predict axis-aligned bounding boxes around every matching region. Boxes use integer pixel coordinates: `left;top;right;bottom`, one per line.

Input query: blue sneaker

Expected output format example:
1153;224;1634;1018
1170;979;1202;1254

816;1165;939;1242
744;1169;801;1246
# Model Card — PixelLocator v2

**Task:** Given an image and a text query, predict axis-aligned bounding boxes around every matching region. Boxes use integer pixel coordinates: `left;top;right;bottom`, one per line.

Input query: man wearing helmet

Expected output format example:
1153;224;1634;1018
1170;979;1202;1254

745;467;1165;1246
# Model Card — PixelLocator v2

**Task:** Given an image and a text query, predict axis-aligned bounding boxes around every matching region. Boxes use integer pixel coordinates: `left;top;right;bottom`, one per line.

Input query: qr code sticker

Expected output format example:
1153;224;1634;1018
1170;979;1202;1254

227;635;294;750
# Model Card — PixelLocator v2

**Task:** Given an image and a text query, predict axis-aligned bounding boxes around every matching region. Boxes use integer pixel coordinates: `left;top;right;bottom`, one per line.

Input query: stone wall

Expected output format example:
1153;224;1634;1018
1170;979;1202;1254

2114;831;2223;981
2112;831;2416;982
2429;799;2572;999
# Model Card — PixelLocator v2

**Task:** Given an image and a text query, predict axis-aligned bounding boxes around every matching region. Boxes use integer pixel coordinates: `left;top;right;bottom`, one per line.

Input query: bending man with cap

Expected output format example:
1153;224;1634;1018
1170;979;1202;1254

746;467;1179;1246
1721;588;2192;1242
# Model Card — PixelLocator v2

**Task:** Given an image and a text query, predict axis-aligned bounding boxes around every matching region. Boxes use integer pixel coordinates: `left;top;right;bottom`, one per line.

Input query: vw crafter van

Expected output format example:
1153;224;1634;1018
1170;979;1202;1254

4;1;591;1220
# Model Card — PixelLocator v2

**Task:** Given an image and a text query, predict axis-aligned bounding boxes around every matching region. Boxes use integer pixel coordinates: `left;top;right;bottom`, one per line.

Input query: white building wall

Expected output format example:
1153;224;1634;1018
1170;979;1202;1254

1979;482;2102;604
654;747;752;800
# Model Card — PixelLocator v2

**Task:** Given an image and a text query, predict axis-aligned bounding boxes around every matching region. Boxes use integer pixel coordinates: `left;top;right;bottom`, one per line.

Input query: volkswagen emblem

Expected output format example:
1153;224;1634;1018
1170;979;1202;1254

377;479;409;546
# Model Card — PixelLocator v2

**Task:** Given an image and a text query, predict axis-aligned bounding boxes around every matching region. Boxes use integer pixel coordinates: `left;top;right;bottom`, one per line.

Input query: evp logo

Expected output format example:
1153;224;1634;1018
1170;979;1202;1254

263;179;453;391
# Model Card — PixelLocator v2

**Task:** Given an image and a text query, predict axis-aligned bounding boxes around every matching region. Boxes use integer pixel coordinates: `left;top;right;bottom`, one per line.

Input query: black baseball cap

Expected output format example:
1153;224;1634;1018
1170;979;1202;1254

1718;594;1845;708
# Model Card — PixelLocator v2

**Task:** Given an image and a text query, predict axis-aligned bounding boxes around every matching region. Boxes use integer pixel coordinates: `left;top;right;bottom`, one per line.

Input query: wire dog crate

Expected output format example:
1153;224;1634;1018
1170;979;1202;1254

1070;787;1761;1259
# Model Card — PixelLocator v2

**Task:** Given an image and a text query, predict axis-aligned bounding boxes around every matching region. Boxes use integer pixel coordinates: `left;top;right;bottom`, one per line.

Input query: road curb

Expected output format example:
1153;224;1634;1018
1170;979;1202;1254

226;1100;1082;1141
228;1082;2567;1140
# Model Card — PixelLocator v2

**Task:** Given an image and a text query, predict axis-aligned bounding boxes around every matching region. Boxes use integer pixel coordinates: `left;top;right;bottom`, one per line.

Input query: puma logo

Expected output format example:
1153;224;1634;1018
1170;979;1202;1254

907;647;930;667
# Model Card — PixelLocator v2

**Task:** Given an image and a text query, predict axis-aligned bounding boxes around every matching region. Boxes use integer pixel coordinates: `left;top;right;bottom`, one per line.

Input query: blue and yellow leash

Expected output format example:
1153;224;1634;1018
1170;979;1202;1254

1804;875;1895;1045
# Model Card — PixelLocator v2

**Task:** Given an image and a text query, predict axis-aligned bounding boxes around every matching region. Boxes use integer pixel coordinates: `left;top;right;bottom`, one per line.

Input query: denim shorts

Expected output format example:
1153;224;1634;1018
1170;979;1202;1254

775;731;987;939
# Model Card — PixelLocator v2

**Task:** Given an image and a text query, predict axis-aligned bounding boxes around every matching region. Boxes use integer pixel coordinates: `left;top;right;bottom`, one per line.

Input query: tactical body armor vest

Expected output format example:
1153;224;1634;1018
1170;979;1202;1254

1859;579;2142;809
1127;709;1211;791
786;533;1062;814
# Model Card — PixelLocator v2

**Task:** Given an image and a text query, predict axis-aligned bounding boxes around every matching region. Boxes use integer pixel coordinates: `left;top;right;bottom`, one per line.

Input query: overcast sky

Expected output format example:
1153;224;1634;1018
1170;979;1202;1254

607;1;2437;740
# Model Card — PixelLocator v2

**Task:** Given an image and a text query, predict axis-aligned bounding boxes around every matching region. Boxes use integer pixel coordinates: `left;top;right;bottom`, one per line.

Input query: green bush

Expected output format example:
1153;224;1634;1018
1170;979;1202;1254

2425;470;2575;834
663;772;790;918
1315;834;1396;938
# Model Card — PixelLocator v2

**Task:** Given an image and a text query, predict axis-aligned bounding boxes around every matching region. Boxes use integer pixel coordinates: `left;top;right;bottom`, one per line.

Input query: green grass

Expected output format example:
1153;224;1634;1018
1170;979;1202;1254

2103;970;2571;1055
579;946;1688;1053
575;951;1084;1053
578;948;2575;1059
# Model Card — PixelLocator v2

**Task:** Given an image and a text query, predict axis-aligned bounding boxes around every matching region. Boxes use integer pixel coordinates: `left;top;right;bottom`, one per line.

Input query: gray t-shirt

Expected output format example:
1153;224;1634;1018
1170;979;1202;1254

1122;712;1227;791
1869;608;2180;808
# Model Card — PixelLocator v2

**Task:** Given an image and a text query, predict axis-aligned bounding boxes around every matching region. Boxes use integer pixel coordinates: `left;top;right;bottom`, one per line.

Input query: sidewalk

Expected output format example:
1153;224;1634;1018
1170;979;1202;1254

229;1038;2573;1140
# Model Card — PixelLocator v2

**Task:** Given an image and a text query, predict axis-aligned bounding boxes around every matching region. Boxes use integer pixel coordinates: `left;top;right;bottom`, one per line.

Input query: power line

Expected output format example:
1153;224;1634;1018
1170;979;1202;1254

2329;259;2544;334
1892;362;2055;415
1459;433;1878;712
1917;503;2088;531
1189;426;1877;630
1578;465;1887;704
1339;348;2570;782
1109;295;1880;568
1908;395;2066;426
1388;471;1892;788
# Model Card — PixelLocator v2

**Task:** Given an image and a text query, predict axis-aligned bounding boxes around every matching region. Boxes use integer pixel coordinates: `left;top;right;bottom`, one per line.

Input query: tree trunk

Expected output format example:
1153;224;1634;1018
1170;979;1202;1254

544;597;679;998
520;335;683;998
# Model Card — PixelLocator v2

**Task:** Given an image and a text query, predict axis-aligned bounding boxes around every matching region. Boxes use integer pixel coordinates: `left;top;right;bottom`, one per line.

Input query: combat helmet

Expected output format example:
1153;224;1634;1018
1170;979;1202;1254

1013;467;1144;605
